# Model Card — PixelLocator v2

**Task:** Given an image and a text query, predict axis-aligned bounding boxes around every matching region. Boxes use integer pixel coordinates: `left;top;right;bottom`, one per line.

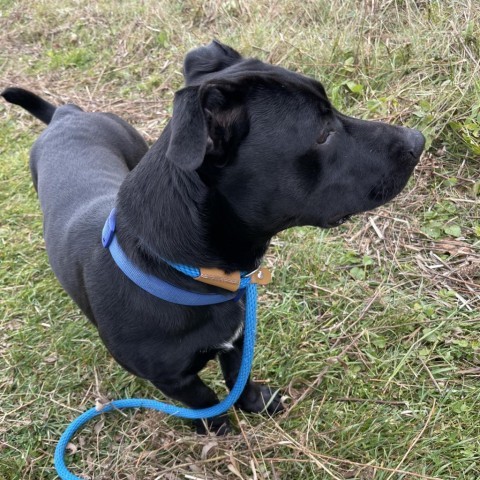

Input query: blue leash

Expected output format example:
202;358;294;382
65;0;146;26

54;211;261;480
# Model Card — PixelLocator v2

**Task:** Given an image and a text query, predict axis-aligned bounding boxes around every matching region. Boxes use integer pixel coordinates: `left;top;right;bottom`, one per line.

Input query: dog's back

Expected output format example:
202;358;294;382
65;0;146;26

4;91;149;313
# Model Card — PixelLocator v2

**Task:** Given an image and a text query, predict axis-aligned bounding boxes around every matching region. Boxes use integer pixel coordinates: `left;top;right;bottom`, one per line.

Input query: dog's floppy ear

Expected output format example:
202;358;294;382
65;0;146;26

166;81;250;171
166;87;208;171
183;40;243;86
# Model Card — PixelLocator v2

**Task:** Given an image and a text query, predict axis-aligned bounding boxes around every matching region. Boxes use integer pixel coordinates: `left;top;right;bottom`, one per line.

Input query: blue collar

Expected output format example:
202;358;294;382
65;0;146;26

101;209;251;306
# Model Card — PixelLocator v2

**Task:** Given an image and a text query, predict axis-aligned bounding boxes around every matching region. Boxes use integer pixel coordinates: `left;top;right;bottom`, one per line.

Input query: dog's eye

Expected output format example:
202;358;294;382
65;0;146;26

316;131;332;145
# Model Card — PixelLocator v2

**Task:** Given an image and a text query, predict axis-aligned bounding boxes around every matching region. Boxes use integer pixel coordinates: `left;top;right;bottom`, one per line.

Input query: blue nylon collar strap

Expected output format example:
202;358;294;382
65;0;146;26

102;209;250;306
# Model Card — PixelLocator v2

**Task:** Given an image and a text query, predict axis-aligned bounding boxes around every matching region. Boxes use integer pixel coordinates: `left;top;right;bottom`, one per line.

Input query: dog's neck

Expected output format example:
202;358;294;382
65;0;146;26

116;126;270;273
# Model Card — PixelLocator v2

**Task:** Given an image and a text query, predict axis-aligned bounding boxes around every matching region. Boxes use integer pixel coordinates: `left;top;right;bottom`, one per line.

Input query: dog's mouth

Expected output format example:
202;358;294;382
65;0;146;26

326;213;353;228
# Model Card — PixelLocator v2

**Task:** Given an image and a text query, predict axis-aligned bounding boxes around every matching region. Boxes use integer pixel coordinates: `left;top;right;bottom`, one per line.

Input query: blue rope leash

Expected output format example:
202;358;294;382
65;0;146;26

54;282;258;480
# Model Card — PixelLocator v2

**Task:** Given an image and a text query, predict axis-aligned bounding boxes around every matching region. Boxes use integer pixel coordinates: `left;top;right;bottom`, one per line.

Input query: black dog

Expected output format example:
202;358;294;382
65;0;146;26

2;41;424;434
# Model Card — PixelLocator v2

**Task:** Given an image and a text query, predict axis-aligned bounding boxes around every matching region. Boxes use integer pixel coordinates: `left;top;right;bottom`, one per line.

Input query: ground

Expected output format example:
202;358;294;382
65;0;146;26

0;1;479;479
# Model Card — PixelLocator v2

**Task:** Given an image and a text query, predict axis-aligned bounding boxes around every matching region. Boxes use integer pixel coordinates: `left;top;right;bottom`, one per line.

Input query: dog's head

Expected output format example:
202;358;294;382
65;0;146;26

166;41;424;233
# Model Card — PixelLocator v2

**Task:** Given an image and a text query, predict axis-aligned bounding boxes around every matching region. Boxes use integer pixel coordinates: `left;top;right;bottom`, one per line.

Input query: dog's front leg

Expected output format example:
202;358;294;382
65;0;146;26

219;339;284;415
152;374;230;435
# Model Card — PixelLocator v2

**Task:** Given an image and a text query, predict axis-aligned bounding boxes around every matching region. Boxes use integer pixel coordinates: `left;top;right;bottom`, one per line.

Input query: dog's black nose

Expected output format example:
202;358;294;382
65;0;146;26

404;128;425;161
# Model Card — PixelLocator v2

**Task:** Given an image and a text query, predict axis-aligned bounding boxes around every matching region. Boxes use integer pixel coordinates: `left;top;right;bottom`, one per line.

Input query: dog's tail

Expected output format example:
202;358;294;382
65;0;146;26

1;87;56;124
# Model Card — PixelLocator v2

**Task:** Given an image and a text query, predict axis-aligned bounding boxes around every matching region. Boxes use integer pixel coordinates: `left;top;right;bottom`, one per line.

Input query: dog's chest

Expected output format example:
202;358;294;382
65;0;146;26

217;322;244;351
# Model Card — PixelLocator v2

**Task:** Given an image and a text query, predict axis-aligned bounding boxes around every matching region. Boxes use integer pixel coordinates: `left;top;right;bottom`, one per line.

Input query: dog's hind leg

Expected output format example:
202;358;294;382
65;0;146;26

219;341;284;416
151;374;231;435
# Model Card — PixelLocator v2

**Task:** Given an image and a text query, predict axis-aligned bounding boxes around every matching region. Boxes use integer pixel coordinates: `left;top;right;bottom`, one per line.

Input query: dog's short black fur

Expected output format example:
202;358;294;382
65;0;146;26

2;41;424;434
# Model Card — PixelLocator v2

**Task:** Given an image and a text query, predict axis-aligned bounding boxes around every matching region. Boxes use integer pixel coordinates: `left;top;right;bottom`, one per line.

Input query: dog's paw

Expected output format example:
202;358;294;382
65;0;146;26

194;414;231;436
235;383;284;415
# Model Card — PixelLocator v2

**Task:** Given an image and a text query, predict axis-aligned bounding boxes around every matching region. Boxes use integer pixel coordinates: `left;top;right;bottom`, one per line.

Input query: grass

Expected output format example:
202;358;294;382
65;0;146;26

1;0;479;478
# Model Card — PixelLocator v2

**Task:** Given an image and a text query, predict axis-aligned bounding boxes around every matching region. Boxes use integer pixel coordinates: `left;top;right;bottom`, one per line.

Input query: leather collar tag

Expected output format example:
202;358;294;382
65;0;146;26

195;268;241;292
248;267;272;286
194;267;272;292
